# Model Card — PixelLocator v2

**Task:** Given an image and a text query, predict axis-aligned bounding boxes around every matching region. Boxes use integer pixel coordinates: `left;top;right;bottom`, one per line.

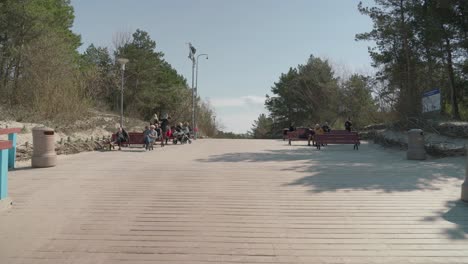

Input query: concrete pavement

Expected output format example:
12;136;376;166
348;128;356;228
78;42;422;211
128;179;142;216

1;139;468;263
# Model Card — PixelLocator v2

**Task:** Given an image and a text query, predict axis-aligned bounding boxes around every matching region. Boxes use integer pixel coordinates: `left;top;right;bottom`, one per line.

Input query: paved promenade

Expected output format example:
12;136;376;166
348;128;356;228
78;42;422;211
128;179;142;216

1;139;468;264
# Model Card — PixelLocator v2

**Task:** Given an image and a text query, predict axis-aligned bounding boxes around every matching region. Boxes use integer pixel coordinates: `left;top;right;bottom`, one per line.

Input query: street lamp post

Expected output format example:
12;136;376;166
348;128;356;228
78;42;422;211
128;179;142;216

188;43;196;137
117;58;129;128
195;53;208;139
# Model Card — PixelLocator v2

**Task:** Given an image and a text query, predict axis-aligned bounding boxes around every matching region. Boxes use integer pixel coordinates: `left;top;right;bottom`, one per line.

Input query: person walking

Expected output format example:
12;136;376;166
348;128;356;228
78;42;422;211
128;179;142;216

160;114;170;147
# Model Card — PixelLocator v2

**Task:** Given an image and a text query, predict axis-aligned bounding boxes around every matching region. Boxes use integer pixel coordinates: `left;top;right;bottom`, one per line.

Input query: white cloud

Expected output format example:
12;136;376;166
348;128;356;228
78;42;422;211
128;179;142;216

206;95;268;134
210;95;265;108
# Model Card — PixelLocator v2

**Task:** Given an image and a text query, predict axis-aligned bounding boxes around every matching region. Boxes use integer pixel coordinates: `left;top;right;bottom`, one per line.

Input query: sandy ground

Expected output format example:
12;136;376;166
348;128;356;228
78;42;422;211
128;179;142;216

0;139;468;264
0;116;149;160
381;129;468;147
0;120;119;147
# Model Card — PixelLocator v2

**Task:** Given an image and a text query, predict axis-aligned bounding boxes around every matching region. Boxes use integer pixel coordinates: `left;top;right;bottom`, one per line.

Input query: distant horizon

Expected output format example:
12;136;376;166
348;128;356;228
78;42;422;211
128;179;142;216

72;0;375;133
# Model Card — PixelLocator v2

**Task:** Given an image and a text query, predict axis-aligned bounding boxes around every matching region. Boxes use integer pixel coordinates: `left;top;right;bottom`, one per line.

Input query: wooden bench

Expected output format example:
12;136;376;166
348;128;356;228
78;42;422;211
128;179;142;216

109;132;162;150
282;128;289;141
0;128;21;169
328;130;352;134
287;127;312;146
315;132;360;150
0;140;13;199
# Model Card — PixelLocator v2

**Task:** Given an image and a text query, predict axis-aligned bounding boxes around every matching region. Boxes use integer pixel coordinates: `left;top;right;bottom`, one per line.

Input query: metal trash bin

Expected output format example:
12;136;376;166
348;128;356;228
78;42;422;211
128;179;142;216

32;127;57;168
407;129;426;160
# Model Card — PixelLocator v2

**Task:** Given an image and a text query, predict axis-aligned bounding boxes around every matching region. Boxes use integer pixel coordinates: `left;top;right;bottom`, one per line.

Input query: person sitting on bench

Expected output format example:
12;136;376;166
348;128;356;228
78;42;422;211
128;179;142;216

345;117;352;132
144;125;158;151
322;122;331;133
114;127;129;151
154;123;162;141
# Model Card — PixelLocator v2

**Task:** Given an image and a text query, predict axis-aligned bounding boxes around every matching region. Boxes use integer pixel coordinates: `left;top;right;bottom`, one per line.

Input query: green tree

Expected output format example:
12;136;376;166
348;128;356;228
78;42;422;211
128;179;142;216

266;55;340;129
18;32;87;120
115;29;189;120
357;0;423;118
251;113;273;139
340;75;378;128
80;44;116;108
357;0;468;120
0;0;80;106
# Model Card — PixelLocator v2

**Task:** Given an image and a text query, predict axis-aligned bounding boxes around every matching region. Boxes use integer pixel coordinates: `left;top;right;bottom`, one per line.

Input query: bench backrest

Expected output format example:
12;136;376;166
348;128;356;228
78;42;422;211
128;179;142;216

0;128;22;135
0;140;12;150
287;127;310;139
112;132;145;144
328;130;354;134
315;133;360;144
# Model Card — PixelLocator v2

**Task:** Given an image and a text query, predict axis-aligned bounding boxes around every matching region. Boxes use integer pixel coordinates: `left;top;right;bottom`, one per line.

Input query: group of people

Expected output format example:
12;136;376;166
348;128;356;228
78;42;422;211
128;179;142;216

112;113;194;151
143;114;193;150
287;118;353;146
289;118;353;135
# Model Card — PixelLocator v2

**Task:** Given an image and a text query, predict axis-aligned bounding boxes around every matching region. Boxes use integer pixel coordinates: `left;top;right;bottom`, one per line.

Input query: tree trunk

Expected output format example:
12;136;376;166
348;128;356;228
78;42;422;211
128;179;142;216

12;55;22;102
422;0;435;89
399;0;417;117
443;35;461;119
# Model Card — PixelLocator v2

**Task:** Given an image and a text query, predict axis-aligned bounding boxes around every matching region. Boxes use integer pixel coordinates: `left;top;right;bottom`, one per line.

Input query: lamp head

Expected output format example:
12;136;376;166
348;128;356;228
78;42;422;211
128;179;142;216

117;58;129;70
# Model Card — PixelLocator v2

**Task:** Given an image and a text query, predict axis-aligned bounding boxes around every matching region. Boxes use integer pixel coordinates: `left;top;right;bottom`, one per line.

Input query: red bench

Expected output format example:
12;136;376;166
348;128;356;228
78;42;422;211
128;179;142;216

287;127;312;146
282;128;289;141
109;132;162;150
0;127;21;169
315;132;360;150
328;130;352;134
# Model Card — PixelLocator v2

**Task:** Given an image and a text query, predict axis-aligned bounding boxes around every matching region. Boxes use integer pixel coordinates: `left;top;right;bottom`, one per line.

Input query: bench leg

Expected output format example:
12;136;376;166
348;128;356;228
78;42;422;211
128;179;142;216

8;133;17;169
0;149;8;199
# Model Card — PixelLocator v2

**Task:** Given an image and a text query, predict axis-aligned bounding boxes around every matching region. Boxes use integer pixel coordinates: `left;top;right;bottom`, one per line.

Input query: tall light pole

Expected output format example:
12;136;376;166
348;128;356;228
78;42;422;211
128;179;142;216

195;53;208;139
117;58;129;128
188;43;197;136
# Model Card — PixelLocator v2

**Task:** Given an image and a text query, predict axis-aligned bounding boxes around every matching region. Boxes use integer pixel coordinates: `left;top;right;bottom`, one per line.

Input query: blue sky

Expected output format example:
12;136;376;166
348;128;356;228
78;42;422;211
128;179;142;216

71;0;375;133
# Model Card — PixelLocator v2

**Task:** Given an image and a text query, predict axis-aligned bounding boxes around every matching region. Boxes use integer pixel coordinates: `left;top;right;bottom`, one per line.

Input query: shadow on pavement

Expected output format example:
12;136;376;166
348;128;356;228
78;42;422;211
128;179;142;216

199;142;468;240
10;166;35;171
422;200;468;240
197;144;464;193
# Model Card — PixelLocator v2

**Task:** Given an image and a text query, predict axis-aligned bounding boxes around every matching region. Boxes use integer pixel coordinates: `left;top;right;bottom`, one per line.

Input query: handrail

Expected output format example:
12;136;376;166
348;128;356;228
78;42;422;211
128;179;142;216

0;128;21;135
0;140;12;150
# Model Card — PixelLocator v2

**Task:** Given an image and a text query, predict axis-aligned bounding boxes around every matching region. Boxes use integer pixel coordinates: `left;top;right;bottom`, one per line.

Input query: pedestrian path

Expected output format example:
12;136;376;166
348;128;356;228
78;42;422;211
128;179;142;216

0;139;467;263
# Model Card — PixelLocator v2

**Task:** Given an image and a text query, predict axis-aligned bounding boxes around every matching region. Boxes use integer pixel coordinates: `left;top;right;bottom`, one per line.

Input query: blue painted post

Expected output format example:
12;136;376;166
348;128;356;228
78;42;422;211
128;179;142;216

8;133;17;169
0;149;8;199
